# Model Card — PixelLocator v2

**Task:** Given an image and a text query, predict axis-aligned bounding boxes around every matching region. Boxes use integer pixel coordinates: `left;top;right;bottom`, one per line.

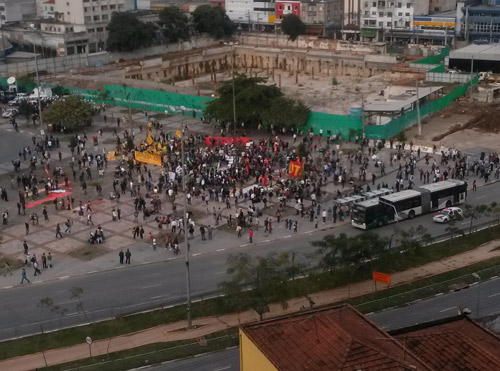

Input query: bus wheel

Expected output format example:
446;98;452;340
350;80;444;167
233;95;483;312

446;200;452;208
408;210;415;219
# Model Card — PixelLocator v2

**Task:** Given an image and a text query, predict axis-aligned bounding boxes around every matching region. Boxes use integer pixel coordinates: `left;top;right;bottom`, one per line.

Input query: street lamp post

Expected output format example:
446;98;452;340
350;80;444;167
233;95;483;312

180;127;192;328
231;45;236;137
33;42;44;129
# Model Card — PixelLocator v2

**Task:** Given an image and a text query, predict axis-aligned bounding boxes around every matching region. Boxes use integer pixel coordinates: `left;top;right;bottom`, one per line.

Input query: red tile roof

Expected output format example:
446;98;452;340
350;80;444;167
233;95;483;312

241;305;431;371
395;317;500;371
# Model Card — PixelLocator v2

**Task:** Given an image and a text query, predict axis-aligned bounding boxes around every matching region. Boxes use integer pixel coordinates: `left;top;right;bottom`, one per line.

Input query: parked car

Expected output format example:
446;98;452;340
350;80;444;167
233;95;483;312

433;207;463;223
2;108;19;118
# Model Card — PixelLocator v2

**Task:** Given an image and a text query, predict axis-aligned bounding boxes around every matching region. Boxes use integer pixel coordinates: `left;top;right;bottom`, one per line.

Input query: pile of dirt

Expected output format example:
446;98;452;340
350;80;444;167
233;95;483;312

432;101;500;141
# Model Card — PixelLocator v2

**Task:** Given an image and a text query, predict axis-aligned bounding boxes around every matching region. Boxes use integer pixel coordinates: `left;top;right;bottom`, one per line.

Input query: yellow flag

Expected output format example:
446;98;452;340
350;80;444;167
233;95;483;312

176;129;182;138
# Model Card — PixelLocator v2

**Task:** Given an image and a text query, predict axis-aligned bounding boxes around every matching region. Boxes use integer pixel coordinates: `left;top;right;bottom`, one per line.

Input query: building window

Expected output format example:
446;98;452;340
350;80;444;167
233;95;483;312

102;14;108;20
110;4;116;9
407;3;411;8
88;28;95;32
387;12;392;16
93;15;100;21
101;5;107;10
85;16;91;22
97;27;104;32
405;12;410;16
397;2;401;7
398;12;402;16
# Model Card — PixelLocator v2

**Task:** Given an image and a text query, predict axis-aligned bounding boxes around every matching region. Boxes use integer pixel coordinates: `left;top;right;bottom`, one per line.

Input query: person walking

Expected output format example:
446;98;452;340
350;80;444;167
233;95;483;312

125;249;131;264
249;228;254;243
473;180;477;192
43;206;49;221
119;249;124;264
65;219;72;233
55;223;63;238
87;213;94;226
139;226;145;239
322;210;327;223
48;252;53;268
20;268;30;284
236;225;242;238
33;261;41;276
207;225;213;240
200;225;206;240
25;221;29;235
41;253;47;269
23;240;29;255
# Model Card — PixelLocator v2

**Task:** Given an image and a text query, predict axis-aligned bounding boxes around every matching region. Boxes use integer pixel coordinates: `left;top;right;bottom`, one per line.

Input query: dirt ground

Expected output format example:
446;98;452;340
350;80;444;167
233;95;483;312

405;99;500;151
175;69;387;116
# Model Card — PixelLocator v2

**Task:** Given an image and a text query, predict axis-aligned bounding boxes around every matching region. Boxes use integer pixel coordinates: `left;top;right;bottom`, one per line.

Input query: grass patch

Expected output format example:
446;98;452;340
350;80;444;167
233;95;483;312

2;226;500;361
68;246;109;261
39;328;238;371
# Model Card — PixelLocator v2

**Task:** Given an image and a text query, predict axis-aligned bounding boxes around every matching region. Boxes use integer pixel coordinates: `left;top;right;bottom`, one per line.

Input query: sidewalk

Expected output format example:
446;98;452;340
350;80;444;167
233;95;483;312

2;237;500;371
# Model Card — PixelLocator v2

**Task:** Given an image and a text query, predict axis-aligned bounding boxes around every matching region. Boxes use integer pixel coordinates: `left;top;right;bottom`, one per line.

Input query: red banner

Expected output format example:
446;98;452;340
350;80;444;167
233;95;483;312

205;137;252;146
288;159;303;178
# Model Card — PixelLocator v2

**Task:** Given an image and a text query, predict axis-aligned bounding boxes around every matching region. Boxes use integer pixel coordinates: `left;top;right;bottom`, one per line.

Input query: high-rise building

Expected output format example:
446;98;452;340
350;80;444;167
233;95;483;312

456;0;500;43
0;0;36;23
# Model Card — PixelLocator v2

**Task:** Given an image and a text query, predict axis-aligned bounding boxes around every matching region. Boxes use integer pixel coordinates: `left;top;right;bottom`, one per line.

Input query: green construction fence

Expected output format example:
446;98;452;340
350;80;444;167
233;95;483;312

365;77;477;140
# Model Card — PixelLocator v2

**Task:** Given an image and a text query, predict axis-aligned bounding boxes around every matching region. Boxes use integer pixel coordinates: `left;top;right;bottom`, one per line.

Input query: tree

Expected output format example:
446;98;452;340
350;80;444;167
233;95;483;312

395;225;433;255
192;5;234;39
263;97;310;130
463;204;490;234
281;14;306;41
44;96;97;130
159;6;190;43
219;252;297;320
51;86;70;97
313;232;388;275
18;100;36;122
205;74;309;129
70;287;92;324
106;12;156;52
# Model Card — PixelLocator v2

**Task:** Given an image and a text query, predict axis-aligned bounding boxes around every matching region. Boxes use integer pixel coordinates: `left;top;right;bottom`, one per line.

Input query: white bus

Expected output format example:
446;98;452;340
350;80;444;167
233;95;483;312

352;180;467;228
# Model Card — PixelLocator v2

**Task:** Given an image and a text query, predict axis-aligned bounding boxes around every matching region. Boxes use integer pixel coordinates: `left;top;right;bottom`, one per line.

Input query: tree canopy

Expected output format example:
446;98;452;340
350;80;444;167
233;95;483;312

281;14;306;41
158;6;190;43
106;12;156;52
218;252;299;319
192;5;234;39
205;74;310;129
44;96;97;130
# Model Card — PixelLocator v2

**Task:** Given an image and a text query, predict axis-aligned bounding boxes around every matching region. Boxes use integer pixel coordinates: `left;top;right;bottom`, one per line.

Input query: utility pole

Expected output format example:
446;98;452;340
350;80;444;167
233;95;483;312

361;93;365;139
416;79;421;137
469;56;474;102
180;128;192;329
231;45;236;137
33;43;43;129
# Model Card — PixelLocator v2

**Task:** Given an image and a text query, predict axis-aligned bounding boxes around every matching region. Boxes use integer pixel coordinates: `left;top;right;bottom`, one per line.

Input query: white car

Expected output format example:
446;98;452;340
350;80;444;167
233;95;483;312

433;207;463;223
2;108;18;118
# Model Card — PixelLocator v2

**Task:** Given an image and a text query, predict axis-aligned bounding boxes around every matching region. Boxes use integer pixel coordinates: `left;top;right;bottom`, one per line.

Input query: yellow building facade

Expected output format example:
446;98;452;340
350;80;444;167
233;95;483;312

239;329;277;371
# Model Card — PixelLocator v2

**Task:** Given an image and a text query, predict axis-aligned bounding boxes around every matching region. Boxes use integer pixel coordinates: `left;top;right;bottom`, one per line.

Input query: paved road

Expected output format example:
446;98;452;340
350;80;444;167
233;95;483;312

140;274;500;371
369;275;500;331
0;180;498;340
139;348;239;371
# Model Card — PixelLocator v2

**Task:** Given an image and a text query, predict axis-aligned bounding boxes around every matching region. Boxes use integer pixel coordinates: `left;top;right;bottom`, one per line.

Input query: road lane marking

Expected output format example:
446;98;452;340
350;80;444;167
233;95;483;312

87;271;97;274
475;195;486;199
212;366;231;371
240;244;249;247
262;240;270;243
216;248;225;252
305;230;314;233
489;292;500;298
2;286;12;289
151;294;171;300
140;284;162;289
439;307;455;313
145;273;161;277
59;300;78;305
59;276;69;280
192;253;202;256
283;235;292;238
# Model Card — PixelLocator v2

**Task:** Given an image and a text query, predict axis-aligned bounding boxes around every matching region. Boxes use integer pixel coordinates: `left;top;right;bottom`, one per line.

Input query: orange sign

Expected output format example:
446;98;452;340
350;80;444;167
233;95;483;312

288;159;303;178
372;271;391;285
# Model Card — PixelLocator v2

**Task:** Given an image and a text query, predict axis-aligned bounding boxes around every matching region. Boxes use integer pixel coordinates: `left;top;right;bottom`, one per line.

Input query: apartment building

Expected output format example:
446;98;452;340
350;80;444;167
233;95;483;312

456;0;500;43
360;0;430;41
0;0;36;23
225;0;277;29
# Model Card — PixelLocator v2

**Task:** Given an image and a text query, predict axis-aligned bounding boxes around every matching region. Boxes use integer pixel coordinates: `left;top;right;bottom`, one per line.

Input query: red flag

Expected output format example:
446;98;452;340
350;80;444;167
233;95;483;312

288;159;302;178
263;175;268;187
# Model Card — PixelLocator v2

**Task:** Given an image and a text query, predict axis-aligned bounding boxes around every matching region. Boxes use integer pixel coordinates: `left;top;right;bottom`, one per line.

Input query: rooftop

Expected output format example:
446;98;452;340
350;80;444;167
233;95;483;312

450;43;500;61
364;86;443;113
393;316;500;371
241;305;430;371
